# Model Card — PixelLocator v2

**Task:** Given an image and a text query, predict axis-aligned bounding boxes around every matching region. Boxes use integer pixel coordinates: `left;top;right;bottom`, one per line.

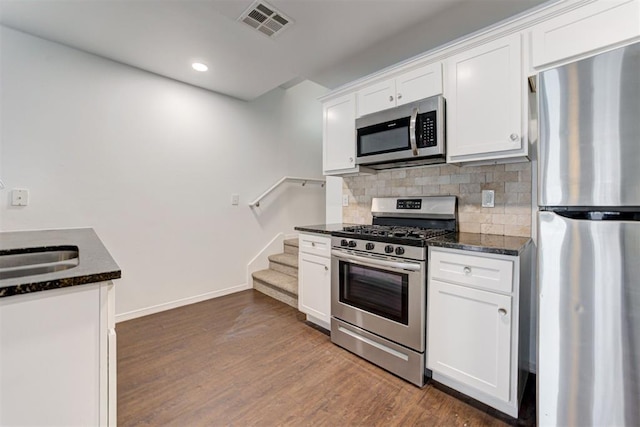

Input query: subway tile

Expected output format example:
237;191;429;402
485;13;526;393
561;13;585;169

506;181;531;193
391;170;407;179
519;169;532;182
481;223;504;235
491;171;519;182
439;184;460;195
439;164;462;175
421;184;441;195
407;186;424;196
518;192;532;204
505;162;531;171
458;222;481;233
481;182;505;193
421;166;442;176
451;174;472;184
459;212;492;223
470;173;488;183
504;224;531;237
459;183;481;194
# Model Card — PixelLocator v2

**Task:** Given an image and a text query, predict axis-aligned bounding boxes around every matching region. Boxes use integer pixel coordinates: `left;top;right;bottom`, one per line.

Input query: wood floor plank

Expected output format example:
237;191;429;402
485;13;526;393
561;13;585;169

117;289;535;426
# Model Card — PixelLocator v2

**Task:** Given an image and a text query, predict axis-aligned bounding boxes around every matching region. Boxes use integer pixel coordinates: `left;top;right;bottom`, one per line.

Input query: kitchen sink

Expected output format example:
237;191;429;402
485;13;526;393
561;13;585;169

0;247;79;280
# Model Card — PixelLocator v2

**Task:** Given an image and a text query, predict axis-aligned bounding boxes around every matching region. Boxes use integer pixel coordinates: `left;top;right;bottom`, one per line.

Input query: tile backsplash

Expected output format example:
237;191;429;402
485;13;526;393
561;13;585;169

342;162;532;237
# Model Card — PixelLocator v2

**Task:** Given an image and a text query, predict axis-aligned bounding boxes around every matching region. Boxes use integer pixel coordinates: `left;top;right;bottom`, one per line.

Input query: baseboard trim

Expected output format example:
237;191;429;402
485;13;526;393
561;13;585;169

115;283;250;323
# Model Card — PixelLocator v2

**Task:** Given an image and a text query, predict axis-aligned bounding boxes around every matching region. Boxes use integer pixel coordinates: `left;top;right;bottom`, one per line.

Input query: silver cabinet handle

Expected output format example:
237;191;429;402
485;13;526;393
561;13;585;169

463;266;472;275
397;93;402;100
389;95;394;102
409;107;419;156
510;133;519;141
498;308;508;316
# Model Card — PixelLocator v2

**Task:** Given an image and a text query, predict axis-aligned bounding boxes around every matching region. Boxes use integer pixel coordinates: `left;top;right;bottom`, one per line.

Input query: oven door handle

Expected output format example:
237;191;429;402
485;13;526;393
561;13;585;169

331;250;422;271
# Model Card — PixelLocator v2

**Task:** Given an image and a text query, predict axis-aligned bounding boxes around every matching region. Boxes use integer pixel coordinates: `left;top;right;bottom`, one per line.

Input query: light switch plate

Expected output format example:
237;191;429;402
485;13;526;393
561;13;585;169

342;194;349;207
11;189;29;206
482;190;495;208
231;194;239;206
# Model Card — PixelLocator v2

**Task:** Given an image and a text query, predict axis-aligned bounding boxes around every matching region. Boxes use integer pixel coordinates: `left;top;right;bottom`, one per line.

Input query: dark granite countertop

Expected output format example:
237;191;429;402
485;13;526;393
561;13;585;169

294;223;358;235
426;232;531;256
295;223;531;256
0;228;121;298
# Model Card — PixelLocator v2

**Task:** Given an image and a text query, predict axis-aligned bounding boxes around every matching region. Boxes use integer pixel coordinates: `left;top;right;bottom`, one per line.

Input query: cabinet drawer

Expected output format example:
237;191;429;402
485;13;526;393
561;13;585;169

299;233;331;258
430;249;513;293
531;0;640;68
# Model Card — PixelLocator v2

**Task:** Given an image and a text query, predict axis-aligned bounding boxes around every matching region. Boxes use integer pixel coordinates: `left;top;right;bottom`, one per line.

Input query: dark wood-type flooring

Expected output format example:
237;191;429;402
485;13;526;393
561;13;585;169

118;289;535;426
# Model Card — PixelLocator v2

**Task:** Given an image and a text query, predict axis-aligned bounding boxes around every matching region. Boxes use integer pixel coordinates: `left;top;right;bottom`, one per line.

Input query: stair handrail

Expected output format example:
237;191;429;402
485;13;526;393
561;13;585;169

249;176;325;208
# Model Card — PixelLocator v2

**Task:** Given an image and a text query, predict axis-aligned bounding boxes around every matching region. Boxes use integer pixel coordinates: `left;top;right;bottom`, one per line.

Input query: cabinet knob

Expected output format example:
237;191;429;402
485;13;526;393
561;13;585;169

498;308;508;316
349;157;354;163
311;242;315;247
397;93;403;100
389;95;394;102
510;133;519;141
463;266;472;275
324;266;328;271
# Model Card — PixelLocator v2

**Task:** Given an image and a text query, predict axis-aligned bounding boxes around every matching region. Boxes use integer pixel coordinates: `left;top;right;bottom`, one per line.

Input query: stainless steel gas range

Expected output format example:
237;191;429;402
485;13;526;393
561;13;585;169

330;196;457;387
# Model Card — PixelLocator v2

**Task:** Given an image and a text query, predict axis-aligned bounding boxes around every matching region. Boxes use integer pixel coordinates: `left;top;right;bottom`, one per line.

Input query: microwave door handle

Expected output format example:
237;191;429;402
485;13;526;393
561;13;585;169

331;250;422;271
409;107;419;156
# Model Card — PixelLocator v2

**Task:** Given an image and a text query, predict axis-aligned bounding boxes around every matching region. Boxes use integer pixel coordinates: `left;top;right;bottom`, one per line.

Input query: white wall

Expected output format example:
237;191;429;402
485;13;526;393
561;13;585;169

0;27;328;319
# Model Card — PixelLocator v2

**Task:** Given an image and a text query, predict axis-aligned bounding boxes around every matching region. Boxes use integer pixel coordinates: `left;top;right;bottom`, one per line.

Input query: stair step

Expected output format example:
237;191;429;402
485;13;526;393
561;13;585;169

283;238;299;255
252;268;298;309
269;253;298;278
252;269;298;297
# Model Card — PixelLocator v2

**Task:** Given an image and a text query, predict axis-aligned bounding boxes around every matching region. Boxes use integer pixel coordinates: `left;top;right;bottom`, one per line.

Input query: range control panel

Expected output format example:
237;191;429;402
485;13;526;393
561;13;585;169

396;199;422;210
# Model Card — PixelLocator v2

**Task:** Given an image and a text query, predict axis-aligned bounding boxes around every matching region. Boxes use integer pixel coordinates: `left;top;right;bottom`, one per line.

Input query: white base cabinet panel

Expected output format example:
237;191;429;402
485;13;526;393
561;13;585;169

428;279;512;401
0;282;115;427
298;233;331;329
427;246;532;418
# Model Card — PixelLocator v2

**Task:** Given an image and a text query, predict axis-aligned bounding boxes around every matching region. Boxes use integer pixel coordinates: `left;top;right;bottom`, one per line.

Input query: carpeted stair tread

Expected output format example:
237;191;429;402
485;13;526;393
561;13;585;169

252;268;298;296
284;238;299;248
268;252;298;269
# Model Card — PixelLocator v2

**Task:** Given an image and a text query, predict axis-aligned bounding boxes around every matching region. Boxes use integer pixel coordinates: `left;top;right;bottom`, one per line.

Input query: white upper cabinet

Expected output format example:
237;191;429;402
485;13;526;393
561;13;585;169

357;62;442;117
322;93;358;175
445;33;525;162
531;0;640;69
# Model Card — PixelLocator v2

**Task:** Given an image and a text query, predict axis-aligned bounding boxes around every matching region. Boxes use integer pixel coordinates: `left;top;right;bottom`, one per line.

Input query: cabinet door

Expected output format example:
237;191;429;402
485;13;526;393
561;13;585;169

298;252;331;324
323;93;357;174
531;0;640;68
356;78;396;117
396;62;443;106
0;285;103;426
446;34;522;159
428;279;512;401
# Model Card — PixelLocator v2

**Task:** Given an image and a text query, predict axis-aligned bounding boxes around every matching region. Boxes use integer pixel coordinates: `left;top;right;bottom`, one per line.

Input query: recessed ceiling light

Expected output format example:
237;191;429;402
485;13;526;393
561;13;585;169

192;62;208;72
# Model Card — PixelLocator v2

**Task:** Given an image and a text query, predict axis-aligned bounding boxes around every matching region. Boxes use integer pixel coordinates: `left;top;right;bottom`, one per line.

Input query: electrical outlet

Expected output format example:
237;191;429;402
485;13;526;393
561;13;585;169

342;194;349;207
11;189;29;206
482;190;495;208
231;194;239;206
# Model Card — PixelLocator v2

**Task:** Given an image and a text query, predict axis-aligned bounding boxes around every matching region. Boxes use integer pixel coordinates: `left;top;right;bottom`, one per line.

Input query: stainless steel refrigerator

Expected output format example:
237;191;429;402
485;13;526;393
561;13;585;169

537;41;640;426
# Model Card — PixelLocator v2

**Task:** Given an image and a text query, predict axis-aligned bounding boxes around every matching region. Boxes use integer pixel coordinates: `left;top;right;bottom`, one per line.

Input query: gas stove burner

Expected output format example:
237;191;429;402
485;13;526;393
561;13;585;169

341;225;452;241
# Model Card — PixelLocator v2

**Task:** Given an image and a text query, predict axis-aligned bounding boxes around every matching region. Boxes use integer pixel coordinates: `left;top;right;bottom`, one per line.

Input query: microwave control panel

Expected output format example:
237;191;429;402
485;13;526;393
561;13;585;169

417;111;437;148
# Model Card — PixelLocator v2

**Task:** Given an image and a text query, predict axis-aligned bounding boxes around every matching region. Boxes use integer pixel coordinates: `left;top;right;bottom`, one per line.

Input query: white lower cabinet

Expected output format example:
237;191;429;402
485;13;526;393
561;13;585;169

427;247;531;418
0;282;116;426
428;279;512;401
298;233;331;329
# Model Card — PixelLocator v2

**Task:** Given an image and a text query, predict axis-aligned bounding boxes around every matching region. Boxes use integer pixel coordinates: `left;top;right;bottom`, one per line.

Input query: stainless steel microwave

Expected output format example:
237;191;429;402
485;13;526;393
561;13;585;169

356;95;445;169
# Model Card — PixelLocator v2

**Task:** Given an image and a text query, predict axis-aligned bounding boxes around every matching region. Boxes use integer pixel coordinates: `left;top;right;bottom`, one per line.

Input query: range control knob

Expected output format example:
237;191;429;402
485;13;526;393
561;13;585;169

340;239;349;247
348;240;357;248
365;243;375;250
385;245;394;254
395;247;405;255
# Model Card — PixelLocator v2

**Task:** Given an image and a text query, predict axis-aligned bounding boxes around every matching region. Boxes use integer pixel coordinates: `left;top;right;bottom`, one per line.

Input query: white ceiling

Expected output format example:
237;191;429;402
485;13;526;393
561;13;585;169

0;0;552;101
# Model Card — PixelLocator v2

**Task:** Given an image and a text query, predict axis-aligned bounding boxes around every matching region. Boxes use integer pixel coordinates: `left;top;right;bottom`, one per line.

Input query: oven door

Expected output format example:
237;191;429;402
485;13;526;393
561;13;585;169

331;249;426;351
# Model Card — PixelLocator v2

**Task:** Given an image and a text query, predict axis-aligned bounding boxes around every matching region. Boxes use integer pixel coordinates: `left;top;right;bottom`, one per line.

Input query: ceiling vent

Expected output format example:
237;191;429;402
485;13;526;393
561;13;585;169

238;1;293;38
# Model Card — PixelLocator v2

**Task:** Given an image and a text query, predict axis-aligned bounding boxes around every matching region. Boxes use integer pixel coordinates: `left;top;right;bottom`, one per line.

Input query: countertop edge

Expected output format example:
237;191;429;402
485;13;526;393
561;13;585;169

0;270;122;298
